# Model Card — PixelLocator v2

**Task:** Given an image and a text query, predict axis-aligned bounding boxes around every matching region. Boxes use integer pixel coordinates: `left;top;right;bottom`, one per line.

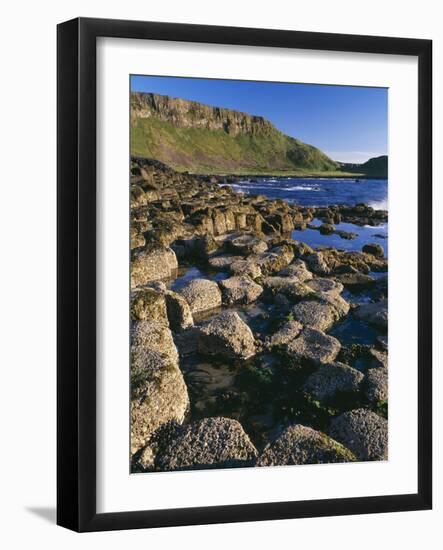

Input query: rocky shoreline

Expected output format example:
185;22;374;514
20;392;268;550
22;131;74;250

130;156;388;472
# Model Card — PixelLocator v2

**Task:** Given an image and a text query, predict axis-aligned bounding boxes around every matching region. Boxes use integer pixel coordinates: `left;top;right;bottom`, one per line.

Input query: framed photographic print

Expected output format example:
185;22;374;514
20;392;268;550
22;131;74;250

57;17;432;531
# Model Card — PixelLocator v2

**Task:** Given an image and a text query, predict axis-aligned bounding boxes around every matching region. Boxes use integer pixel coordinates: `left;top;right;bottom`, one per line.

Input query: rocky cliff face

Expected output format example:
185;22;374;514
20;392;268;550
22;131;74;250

130;92;338;174
131;92;276;137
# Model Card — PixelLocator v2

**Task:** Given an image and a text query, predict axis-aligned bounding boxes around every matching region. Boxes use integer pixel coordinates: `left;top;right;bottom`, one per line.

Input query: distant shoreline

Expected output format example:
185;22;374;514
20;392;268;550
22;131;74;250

190;171;388;181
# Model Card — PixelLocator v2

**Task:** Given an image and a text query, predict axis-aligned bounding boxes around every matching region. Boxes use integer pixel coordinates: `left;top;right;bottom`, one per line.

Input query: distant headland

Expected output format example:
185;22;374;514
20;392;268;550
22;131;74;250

131;92;388;178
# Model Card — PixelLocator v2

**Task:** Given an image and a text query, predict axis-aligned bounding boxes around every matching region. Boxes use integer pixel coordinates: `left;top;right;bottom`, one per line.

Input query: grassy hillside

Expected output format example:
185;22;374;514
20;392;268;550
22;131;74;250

340;155;388;178
130;93;339;175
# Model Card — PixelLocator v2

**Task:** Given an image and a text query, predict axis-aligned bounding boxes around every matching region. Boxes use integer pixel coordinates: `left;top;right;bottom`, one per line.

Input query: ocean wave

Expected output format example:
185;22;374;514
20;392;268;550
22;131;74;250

227;184;245;193
286;185;320;191
231;183;320;192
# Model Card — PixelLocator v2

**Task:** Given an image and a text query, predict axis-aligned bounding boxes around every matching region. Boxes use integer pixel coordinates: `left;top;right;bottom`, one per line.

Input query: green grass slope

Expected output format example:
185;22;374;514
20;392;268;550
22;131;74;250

340;155;388;178
131;112;338;175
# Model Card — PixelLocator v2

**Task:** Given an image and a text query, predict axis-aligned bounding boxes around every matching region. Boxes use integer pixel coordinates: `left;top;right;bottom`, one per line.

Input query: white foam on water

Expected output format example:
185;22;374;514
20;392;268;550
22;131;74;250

286;185;320;191
368;198;388;210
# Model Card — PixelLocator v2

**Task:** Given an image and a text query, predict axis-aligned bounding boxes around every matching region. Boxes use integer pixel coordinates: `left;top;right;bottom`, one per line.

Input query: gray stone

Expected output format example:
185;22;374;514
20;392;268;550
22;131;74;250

155;417;258;471
304;251;331;275
368;348;388;369
219;276;263;305
164;290;193;331
262;277;314;302
178;278;222;313
364;368;388;403
279;259;313;282
196;311;256;359
336;272;376;288
306;277;344;298
354;300;388;330
130;349;189;455
291;300;338;332
254;245;294;275
319;223;335;235
131;320;179;365
362;243;384;257
257;424;356;466
321;293;351;318
227;233;268;255
230;258;262;279
303;362;364;401
131;246;178;287
376;335;388;351
131;288;169;324
286;327;341;365
329;408;388;461
208;254;240;271
267;320;303;347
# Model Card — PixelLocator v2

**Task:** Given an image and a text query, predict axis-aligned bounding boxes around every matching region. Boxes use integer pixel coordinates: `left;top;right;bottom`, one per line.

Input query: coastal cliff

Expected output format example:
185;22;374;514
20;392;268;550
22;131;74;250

130;92;339;174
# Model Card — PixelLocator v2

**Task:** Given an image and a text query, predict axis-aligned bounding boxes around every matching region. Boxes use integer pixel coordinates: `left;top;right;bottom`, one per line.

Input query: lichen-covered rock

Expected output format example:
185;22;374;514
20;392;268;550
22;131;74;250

173;327;200;356
291;300;338;332
303;362;364;401
131;288;168;324
368;348;388;369
131;320;179;365
178;278;222;313
279;259;313;282
164;290;193;331
131;349;189;454
254;245;294;275
336;272;376;288
230;257;263;279
219;276;263;305
208;254;240;271
286;327;341;365
267;320;303;347
354;300;388;330
376;335;388;351
155;417;258;471
364;368;388;403
306;277;344;298
131;246;178;287
319;223;335;235
304;251;331;275
196;311;256;359
227;234;268;255
262;277;314;302
131;229;146;250
320;293;351;318
257;424;356;466
362;243;384;257
329;408;388;461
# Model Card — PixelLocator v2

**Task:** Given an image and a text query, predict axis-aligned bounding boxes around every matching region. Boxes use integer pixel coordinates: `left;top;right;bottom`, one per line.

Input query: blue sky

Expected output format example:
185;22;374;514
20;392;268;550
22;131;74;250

131;75;388;164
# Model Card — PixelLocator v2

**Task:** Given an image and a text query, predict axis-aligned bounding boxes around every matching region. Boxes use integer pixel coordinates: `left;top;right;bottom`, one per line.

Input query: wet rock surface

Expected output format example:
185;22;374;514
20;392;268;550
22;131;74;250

164;290;194;331
129;158;389;471
354;300;388;330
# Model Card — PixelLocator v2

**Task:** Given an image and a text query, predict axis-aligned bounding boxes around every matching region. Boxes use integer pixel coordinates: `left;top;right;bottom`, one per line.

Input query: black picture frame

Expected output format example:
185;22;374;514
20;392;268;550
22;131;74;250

57;17;432;532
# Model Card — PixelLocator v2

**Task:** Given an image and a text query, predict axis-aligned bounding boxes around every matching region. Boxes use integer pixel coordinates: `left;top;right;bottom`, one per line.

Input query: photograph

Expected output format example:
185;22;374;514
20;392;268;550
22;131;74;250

129;76;389;473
